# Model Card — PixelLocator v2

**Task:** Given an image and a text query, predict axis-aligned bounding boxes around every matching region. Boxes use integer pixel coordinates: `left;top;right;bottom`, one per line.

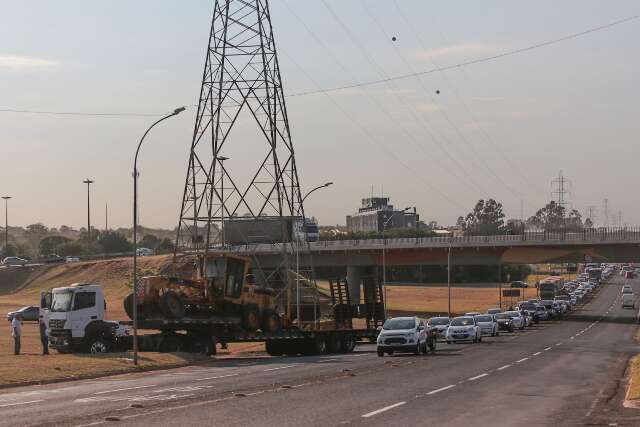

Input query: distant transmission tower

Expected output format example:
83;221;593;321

603;198;609;227
176;0;305;251
551;170;571;210
585;205;597;225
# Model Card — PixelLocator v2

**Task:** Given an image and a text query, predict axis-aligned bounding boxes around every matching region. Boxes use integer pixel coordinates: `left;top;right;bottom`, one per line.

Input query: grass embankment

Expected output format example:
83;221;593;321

627;355;640;401
0;256;264;388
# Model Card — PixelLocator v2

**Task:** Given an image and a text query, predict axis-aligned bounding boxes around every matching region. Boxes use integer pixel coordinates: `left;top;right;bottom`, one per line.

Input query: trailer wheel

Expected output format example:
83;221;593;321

341;334;356;353
261;309;281;333
242;305;260;332
158;333;183;353
160;291;185;319
266;340;284;356
313;334;328;355
124;293;135;320
328;333;343;354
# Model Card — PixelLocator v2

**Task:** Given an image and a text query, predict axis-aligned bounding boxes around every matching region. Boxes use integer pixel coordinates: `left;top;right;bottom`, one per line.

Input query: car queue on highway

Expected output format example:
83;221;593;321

376;263;626;357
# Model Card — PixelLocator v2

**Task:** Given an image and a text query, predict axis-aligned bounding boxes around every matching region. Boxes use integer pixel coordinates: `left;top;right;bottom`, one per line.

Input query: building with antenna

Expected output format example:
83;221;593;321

346;197;420;233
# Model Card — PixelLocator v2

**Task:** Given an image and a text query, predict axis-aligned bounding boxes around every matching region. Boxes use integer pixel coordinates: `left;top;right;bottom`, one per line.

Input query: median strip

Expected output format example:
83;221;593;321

362;401;406;418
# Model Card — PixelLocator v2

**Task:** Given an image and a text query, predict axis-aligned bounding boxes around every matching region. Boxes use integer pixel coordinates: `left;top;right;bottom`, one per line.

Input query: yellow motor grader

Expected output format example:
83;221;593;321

124;253;281;332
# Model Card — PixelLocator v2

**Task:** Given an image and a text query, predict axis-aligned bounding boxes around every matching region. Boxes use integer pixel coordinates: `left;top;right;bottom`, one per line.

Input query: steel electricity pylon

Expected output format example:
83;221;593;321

176;0;305;253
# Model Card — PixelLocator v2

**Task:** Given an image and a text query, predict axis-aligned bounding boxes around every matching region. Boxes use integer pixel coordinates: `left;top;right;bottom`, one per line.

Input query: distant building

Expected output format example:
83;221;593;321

346;197;419;233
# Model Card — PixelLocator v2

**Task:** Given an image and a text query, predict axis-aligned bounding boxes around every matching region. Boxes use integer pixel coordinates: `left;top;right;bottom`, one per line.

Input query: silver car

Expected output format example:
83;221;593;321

427;316;450;341
446;316;481;344
474;314;498;337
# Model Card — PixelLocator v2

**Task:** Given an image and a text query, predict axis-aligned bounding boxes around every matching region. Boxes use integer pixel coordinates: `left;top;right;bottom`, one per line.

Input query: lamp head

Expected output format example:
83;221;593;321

173;106;186;115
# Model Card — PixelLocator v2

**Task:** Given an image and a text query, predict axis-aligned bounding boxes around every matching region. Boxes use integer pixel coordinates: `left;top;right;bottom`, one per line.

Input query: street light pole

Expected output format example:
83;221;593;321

2;196;11;256
448;246;452;317
295;182;333;324
382;206;411;318
132;106;185;366
83;179;94;244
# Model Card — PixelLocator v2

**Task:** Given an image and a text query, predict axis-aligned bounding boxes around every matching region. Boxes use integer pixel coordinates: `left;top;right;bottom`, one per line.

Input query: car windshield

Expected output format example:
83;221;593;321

50;291;73;312
428;318;449;326
494;313;511;320
520;303;536;310
475;315;493;322
383;318;416;330
450;317;473;326
536;306;545;311
505;311;521;317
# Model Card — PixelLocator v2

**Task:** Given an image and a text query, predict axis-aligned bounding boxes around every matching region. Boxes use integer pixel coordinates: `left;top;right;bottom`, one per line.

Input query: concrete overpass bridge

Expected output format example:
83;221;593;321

224;229;640;269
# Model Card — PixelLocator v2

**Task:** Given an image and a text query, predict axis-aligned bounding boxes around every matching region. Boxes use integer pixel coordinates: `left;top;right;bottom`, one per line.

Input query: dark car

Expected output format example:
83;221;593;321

510;281;528;288
6;306;40;322
40;254;65;264
494;313;515;332
1;257;28;267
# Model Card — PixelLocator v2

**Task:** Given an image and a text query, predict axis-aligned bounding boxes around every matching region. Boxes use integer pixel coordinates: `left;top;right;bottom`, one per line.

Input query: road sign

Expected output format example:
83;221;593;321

502;289;521;297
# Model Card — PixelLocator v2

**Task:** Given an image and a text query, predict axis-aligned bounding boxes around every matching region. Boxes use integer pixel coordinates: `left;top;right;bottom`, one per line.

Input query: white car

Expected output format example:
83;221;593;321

622;293;635;309
1;257;28;266
427;317;450;341
474;314;499;337
446;316;481;344
377;317;428;357
622;285;633;294
504;311;526;330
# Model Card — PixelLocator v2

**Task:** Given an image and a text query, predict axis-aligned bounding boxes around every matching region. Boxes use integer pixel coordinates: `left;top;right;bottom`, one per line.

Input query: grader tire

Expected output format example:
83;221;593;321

242;305;260;332
260;309;281;333
159;291;185;319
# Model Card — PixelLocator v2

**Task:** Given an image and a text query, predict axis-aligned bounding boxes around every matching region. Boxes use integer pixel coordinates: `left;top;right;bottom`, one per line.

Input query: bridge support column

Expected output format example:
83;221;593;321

346;266;362;305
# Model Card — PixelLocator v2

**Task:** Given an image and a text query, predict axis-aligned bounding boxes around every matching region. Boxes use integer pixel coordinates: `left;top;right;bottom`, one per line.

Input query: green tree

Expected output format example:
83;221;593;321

527;201;584;231
459;199;506;235
584;218;594;228
25;223;49;255
98;231;133;254
156;238;175;254
57;241;86;257
140;234;160;250
39;235;71;254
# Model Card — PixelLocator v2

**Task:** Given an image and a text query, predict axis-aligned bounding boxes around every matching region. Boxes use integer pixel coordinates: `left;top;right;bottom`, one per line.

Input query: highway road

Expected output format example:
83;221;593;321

0;277;638;426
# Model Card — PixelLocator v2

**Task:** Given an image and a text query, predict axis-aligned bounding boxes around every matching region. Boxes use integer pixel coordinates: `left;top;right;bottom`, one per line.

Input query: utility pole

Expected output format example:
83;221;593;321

604;199;609;228
105;203;108;232
585;205;597;226
83;179;94;244
2;196;11;255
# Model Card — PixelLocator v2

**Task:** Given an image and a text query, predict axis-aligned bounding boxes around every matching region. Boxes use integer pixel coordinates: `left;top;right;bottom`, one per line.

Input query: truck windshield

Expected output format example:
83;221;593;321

51;291;73;312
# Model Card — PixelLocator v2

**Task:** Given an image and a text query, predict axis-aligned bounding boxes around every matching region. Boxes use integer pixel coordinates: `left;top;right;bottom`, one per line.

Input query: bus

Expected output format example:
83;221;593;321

539;276;564;299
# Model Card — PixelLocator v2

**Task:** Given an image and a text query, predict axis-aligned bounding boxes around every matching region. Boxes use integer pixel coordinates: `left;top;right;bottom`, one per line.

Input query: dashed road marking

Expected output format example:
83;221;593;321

195;373;239;382
94;385;155;395
544;347;552;351
516;357;529;363
497;364;511;371
0;399;44;408
533;352;541;356
263;365;296;372
468;373;488;381
361;401;406;418
427;385;455;395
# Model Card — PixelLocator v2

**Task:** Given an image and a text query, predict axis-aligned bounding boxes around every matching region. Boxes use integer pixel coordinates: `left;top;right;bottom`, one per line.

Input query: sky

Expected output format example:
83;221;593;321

0;0;639;230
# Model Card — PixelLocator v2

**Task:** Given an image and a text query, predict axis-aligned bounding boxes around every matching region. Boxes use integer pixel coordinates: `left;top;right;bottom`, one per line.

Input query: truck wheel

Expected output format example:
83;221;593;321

160;291;185;319
242;305;260;332
88;337;111;354
124;293;135;320
260;309;281;333
341;334;356;353
266;340;284;356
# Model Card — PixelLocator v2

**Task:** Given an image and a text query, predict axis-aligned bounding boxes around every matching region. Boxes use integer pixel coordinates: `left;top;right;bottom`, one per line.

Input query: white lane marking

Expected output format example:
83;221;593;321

544;347;552;351
361;401;406;418
533;352;541;356
497;364;512;371
570;337;575;340
468;373;489;381
0;399;44;408
556;343;562;346
245;391;265;396
263;364;296;372
195;373;239;382
427;385;455;395
516;357;529;363
291;382;312;389
94;385;155;395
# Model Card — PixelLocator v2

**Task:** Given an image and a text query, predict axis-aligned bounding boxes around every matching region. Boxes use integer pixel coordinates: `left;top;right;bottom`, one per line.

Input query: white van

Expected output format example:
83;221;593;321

622;293;635;309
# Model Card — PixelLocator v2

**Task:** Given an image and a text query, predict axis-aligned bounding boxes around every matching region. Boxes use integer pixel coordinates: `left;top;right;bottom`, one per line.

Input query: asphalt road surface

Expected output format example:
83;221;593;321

0;277;639;426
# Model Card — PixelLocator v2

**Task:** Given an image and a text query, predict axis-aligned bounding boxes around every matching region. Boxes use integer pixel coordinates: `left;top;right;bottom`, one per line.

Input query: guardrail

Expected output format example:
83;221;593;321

222;228;640;254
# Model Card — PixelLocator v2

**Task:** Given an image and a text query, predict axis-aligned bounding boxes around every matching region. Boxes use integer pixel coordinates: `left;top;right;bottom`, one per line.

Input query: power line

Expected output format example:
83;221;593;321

551;170;571;209
0;107;171;117
288;14;640;98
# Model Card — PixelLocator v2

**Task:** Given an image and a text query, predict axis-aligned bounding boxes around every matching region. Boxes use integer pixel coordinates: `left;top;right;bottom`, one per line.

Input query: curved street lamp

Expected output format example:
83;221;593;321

132;106;185;365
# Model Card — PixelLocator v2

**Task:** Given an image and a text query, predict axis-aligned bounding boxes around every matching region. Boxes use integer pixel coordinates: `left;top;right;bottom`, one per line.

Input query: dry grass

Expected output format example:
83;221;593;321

627;355;640;401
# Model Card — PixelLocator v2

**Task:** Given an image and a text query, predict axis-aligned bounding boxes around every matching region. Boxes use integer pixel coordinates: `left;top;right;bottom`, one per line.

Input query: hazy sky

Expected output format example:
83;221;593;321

1;0;639;230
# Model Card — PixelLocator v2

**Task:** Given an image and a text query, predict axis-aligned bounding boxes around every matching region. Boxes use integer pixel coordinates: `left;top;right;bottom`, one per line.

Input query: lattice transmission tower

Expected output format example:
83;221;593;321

176;0;305;252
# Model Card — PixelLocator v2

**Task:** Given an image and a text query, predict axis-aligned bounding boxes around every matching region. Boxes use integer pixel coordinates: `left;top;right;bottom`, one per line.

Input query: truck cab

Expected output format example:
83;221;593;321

48;283;128;353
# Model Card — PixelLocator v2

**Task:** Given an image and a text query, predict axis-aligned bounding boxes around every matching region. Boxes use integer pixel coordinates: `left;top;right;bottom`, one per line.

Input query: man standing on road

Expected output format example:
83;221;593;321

11;313;22;355
39;314;49;355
